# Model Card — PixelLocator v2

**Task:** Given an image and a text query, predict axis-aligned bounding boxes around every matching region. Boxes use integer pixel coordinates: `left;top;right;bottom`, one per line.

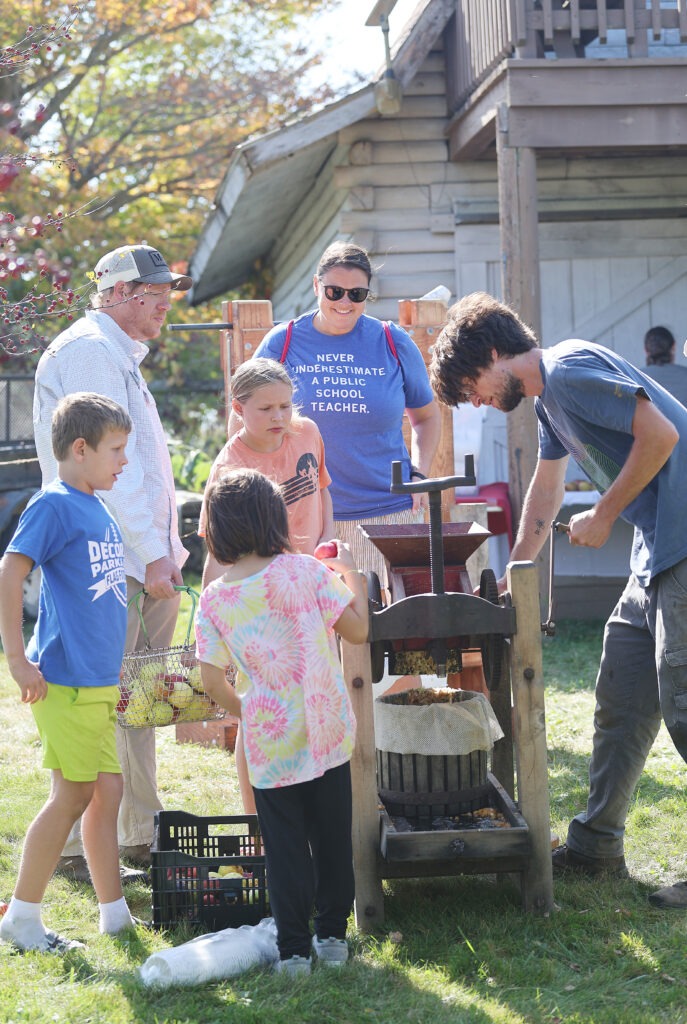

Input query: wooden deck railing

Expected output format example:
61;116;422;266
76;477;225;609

445;0;513;108
447;0;687;109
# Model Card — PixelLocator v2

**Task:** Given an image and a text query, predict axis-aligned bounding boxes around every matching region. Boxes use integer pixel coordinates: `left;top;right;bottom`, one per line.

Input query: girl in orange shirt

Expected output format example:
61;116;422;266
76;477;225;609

199;358;335;812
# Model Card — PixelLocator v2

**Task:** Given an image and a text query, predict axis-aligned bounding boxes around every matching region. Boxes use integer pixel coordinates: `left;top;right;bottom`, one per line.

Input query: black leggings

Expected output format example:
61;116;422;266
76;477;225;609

254;761;354;960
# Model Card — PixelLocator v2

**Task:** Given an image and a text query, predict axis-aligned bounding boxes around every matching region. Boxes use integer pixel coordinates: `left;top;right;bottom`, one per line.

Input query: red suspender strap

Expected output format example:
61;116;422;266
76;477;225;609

280;318;399;366
279;320;294;363
383;320;400;364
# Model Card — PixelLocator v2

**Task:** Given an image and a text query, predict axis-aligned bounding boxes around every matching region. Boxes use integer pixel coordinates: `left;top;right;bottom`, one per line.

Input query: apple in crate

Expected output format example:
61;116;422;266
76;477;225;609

218;865;243;877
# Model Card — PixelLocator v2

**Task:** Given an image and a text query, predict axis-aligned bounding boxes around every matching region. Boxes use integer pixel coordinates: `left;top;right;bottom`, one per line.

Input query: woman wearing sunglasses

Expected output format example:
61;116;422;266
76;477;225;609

253;241;441;586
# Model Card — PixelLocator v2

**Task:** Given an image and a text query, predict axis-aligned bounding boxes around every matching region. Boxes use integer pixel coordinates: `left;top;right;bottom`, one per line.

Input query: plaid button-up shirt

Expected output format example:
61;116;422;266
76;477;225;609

33;309;188;583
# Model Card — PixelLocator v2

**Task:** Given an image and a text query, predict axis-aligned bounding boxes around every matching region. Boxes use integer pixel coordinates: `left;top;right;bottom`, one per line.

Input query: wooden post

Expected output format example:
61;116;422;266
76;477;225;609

219;299;274;429
497;103;549;611
496;104;541;536
398;298;454;518
341;635;385;932
513;0;540;58
506;560;554;915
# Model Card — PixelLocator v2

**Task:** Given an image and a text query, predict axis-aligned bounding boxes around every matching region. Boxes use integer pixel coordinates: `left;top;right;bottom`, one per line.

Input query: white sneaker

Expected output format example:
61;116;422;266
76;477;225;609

311;935;348;966
274;954;311;977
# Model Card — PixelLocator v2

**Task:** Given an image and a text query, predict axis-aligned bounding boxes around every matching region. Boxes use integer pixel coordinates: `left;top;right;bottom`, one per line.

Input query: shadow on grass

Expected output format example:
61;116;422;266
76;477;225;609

50;940;502;1024
379;872;687;1024
34;867;686;1024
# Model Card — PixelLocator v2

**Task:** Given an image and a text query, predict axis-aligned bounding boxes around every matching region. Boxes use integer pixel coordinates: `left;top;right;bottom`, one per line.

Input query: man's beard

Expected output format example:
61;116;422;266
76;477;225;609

499;372;525;412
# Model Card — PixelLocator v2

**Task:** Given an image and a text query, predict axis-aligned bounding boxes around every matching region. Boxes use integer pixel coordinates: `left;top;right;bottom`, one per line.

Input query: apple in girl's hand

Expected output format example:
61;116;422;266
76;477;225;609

314;541;338;560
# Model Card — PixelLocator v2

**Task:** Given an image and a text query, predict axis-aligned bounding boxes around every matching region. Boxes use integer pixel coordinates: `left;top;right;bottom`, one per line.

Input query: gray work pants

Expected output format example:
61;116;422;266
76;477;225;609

567;556;687;859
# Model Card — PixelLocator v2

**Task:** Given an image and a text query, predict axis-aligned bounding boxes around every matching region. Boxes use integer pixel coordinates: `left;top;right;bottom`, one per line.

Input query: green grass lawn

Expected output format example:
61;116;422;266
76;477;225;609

1;615;687;1024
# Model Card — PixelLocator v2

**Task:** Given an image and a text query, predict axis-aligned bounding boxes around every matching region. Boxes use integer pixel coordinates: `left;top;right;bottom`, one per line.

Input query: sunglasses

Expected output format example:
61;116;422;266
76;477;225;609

320;282;370;304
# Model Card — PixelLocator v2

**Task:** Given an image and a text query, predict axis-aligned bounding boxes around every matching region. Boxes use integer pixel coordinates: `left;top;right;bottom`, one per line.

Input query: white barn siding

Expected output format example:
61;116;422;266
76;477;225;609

267;46;457;324
453;215;687;368
265;40;687;370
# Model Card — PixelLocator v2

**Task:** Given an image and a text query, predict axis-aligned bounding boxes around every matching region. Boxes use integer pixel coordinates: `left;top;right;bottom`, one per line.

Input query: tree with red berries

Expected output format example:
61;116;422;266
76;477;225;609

0;0;335;368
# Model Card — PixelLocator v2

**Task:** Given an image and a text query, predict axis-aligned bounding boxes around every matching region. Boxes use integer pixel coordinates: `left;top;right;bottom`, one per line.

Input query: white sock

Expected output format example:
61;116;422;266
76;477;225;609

98;897;135;935
0;897;49;950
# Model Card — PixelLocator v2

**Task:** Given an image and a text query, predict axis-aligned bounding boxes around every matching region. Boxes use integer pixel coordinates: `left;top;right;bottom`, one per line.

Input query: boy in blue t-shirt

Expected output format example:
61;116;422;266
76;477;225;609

0;392;139;952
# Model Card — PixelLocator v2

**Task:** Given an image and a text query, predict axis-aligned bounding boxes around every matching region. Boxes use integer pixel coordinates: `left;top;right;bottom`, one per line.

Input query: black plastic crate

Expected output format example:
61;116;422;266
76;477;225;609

151;810;268;931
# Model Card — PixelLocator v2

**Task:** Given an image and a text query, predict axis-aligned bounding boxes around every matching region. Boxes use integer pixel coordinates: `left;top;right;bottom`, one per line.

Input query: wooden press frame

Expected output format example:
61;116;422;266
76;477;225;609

221;298;554;929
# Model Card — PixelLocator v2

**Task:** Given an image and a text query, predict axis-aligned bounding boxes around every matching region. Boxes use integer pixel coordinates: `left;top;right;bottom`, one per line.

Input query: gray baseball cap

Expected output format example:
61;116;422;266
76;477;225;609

93;244;192;292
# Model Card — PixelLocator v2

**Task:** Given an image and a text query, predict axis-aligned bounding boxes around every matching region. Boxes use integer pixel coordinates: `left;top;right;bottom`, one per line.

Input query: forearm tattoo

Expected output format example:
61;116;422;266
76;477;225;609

534;518;546;536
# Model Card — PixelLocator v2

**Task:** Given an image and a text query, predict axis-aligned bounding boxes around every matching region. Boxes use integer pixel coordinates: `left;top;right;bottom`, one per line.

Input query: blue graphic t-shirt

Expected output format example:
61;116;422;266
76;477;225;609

256;312;434;519
537;340;687;584
9;479;127;686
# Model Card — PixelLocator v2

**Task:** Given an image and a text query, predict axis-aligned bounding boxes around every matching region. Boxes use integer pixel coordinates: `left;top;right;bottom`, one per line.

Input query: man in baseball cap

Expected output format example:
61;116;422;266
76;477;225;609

93;243;192;292
32;243;192;885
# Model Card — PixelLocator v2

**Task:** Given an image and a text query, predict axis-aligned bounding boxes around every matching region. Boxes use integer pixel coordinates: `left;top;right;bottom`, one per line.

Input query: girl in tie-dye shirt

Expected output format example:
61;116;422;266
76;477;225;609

195;467;368;972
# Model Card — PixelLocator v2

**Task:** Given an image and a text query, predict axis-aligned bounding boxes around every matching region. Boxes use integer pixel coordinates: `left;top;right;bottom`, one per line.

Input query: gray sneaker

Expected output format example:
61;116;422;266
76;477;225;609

312;935;348;966
274;954;311;977
648;880;687;909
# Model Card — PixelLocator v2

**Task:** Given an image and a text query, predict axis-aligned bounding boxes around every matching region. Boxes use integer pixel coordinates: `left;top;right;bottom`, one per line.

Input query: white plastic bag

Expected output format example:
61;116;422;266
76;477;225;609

139;916;278;988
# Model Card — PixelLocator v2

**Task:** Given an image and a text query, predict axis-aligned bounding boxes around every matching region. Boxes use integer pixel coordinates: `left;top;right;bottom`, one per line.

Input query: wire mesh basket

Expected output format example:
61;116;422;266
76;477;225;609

117;586;228;729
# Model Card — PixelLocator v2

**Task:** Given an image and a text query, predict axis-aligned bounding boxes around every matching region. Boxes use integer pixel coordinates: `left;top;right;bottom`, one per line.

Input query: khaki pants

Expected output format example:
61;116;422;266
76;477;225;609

62;578;180;855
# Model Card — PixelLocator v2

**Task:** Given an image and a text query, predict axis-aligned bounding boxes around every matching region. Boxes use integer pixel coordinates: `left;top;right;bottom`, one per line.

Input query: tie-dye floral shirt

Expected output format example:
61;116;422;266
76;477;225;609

195;553;356;789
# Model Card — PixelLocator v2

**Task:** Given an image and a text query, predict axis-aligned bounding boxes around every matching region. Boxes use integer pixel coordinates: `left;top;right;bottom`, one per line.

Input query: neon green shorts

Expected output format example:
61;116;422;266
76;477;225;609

31;683;122;782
